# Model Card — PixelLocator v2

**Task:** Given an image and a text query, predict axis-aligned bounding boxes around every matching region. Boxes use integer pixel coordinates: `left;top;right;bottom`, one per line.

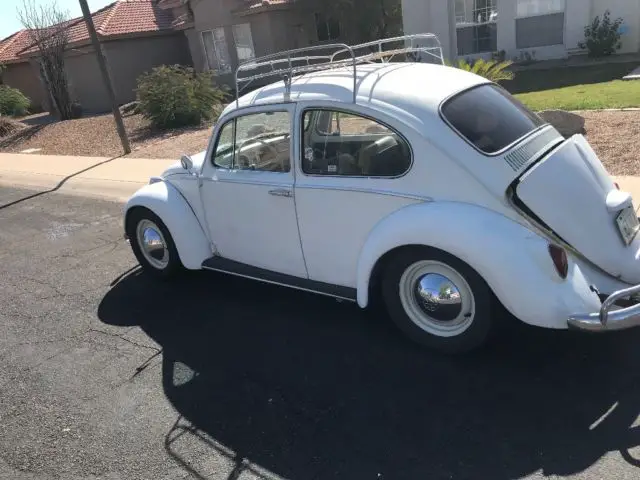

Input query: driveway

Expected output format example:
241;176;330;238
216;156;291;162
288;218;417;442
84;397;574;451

2;185;640;479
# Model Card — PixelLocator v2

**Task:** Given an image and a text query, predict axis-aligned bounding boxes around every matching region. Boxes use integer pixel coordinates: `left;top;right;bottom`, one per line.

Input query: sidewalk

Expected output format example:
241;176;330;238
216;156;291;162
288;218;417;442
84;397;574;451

1;152;640;205
0;153;176;202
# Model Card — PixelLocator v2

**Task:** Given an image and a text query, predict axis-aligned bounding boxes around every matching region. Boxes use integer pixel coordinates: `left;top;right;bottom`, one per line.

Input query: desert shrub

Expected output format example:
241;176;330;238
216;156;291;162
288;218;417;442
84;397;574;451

0;116;25;137
136;65;228;129
578;10;623;57
0;85;30;116
446;58;515;83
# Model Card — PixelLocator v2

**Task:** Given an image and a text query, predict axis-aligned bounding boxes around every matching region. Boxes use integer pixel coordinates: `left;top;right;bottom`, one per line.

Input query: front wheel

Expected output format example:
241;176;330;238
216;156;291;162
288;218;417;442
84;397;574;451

382;248;494;354
126;208;183;279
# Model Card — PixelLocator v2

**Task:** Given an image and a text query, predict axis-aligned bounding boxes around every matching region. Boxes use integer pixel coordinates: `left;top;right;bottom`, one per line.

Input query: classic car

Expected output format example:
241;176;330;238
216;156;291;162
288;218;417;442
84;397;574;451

123;34;640;353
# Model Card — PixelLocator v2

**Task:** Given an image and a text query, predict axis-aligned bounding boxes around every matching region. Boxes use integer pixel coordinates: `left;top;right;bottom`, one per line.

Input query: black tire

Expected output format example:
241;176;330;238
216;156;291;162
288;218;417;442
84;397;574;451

126;207;183;280
381;247;494;354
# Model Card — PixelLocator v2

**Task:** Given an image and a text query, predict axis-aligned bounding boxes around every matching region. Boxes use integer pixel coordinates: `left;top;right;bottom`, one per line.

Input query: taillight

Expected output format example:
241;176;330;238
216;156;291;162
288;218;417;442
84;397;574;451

548;244;568;279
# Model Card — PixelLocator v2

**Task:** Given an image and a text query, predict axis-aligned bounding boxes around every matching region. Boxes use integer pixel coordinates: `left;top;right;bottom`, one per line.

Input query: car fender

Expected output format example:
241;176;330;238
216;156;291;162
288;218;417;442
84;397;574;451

356;201;601;329
124;180;212;270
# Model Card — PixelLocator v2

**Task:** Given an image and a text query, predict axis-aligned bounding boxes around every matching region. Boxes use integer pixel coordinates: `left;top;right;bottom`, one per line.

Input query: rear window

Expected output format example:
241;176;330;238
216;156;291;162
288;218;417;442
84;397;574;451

441;84;546;154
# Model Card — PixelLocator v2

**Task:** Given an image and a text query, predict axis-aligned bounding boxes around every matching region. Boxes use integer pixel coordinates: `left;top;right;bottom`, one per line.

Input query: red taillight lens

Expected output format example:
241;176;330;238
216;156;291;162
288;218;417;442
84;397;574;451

548;244;568;279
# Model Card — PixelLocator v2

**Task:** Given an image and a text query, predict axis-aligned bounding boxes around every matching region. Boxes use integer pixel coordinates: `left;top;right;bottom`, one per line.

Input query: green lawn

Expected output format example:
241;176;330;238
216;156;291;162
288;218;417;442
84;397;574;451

501;62;640;111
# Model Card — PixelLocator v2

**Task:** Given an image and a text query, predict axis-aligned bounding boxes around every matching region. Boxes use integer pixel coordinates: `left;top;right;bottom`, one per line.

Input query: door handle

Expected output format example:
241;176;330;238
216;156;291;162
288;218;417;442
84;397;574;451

268;188;293;198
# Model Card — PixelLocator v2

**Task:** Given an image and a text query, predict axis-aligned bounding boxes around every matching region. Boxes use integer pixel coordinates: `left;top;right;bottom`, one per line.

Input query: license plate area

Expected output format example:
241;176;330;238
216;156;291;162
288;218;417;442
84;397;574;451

615;205;640;245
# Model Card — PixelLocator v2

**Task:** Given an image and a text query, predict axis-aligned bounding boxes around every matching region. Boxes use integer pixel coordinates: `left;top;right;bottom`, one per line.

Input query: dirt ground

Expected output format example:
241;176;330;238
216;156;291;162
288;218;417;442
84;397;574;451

1;110;638;175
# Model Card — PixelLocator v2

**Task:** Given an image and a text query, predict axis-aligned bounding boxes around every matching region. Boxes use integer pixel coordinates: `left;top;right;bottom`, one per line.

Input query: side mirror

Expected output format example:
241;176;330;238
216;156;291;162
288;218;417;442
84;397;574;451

180;154;193;172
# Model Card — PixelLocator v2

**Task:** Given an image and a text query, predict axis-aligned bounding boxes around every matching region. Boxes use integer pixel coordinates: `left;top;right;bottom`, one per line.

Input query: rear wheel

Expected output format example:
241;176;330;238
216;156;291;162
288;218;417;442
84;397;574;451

126;208;182;279
382;248;494;354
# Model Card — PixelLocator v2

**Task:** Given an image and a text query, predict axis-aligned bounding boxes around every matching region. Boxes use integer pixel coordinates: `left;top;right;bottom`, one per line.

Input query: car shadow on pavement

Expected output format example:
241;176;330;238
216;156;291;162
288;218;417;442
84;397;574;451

98;268;640;480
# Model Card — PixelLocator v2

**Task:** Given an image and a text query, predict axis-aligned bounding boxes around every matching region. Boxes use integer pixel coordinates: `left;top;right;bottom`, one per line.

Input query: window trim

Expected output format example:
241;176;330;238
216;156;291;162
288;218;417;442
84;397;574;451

211;109;292;173
438;83;550;158
299;106;414;179
201;27;232;74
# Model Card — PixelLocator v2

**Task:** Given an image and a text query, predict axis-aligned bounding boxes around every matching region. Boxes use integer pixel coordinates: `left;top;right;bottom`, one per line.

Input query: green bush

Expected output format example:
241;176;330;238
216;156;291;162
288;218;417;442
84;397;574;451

0;85;30;116
136;65;228;129
446;58;515;83
579;10;623;57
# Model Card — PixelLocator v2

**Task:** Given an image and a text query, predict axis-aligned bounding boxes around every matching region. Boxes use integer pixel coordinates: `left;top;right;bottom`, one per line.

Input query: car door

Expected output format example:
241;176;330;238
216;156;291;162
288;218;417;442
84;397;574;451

200;104;307;278
295;105;420;288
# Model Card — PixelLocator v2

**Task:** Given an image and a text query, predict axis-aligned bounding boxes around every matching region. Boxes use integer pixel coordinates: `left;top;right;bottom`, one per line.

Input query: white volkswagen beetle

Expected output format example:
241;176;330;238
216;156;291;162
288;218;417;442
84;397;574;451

123;34;640;353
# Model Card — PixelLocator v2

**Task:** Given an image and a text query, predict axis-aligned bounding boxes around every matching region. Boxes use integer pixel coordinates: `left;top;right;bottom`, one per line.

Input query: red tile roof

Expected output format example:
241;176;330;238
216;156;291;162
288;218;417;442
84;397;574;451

0;30;35;63
3;0;178;62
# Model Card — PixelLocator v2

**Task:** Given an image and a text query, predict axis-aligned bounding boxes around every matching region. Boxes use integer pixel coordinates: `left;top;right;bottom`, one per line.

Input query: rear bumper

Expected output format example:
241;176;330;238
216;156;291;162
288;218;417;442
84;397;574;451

568;284;640;332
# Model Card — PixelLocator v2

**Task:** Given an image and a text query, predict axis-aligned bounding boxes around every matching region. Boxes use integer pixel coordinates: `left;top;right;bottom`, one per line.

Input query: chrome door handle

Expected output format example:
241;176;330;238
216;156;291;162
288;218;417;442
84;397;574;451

268;188;293;198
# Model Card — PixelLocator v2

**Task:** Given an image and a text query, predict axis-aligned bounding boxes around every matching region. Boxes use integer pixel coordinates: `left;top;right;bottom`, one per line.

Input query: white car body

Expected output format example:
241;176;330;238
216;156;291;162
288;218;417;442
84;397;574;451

123;35;640;349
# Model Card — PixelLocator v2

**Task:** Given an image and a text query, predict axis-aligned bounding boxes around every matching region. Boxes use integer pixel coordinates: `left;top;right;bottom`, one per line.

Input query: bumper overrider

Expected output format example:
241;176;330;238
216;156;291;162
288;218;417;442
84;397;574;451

569;284;640;332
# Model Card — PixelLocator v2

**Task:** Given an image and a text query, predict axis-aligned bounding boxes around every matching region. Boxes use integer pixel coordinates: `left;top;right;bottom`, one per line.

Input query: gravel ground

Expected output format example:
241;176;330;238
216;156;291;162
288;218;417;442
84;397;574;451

582;111;640;176
2;110;639;175
0;112;212;158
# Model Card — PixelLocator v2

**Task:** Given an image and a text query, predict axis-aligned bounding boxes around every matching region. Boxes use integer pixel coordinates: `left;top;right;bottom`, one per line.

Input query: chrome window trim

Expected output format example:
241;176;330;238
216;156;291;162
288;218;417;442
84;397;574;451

294;183;432;202
299;106;415;180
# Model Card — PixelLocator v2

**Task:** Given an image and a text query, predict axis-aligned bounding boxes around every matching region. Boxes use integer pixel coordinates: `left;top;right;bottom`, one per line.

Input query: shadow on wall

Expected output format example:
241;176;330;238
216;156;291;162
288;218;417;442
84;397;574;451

99;268;640;480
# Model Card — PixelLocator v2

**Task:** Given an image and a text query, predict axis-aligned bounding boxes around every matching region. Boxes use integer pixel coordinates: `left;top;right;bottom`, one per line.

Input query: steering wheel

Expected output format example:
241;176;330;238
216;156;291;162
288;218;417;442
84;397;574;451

237;137;280;170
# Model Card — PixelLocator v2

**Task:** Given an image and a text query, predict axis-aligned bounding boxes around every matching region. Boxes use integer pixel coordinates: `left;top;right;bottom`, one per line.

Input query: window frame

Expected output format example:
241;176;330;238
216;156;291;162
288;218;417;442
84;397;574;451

210;109;292;173
438;83;549;157
515;0;565;19
201;27;232;74
299;106;414;179
232;22;256;63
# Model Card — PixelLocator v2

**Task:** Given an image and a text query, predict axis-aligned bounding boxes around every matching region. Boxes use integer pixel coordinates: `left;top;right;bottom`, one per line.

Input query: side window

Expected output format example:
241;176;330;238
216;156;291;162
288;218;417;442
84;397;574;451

235;111;291;172
213;120;235;168
302;109;412;177
212;111;292;172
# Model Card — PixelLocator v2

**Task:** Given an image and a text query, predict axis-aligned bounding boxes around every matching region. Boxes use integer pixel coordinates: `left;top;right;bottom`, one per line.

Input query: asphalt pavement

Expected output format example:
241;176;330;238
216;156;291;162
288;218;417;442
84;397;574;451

2;185;640;480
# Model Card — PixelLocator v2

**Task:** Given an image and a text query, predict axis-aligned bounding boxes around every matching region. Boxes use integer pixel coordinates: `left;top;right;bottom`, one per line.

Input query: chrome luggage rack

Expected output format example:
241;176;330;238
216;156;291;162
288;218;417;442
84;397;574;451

234;33;444;106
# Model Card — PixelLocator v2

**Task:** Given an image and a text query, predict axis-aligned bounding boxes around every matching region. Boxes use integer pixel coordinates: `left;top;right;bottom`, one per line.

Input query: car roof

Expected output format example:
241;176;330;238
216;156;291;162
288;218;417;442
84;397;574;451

222;62;490;123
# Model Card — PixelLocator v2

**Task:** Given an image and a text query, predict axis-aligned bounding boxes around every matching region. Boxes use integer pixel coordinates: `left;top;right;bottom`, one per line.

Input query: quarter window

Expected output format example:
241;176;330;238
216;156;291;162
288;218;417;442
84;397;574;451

302;109;411;177
441;84;546;154
212;111;291;172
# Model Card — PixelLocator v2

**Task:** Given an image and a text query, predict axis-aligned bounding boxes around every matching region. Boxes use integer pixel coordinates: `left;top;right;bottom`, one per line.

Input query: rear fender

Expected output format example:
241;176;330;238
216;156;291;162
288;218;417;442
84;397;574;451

356;202;601;329
124;181;212;270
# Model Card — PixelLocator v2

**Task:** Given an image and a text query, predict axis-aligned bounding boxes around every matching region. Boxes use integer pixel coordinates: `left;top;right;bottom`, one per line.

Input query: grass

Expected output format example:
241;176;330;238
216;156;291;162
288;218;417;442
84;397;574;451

501;61;640;111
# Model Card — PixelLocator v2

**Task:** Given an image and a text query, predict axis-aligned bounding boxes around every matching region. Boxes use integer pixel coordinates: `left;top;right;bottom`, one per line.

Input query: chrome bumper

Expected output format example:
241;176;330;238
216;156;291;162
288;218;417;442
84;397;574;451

568;284;640;332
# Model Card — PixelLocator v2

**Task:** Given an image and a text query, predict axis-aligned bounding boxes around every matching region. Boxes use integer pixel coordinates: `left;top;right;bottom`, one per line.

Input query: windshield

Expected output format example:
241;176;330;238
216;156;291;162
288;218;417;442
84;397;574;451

441;84;546;154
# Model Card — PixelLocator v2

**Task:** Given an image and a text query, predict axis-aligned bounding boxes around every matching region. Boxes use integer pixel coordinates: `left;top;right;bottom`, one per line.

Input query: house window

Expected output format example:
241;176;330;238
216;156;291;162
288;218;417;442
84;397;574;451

315;13;340;42
232;23;255;63
515;0;565;48
201;27;232;73
455;0;498;55
516;0;565;18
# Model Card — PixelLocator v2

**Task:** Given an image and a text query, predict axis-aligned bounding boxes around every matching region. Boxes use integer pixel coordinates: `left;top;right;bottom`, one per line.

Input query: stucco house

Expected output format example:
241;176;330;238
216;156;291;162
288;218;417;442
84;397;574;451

157;0;348;86
401;0;640;62
0;0;191;114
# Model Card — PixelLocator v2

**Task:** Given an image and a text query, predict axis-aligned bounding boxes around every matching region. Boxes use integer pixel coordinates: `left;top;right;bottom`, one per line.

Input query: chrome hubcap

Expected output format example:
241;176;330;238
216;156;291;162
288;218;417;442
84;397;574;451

399;260;475;337
136;219;169;270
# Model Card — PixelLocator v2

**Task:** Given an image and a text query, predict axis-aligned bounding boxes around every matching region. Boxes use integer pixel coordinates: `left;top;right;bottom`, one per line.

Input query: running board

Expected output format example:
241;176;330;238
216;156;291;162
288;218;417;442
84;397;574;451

201;257;357;302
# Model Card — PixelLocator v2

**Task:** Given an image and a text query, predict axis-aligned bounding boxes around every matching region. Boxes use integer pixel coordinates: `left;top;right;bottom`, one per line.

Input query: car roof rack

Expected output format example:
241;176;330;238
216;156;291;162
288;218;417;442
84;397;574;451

234;33;444;106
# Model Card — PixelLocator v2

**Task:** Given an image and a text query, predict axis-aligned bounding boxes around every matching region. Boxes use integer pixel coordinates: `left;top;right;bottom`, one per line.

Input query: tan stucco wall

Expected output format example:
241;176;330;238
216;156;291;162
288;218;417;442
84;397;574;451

103;33;192;106
64;49;109;113
2;61;47;112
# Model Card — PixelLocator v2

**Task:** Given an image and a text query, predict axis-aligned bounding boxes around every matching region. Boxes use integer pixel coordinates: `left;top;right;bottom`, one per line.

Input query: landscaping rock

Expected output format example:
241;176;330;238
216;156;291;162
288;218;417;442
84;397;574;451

538;109;586;138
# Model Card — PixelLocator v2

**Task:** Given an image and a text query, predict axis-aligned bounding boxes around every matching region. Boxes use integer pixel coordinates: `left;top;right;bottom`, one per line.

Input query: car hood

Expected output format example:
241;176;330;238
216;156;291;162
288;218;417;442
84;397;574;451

162;150;207;178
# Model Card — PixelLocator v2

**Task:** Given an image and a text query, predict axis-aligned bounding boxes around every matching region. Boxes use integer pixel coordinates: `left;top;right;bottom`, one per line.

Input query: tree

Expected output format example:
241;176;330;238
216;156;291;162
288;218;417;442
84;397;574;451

18;0;74;120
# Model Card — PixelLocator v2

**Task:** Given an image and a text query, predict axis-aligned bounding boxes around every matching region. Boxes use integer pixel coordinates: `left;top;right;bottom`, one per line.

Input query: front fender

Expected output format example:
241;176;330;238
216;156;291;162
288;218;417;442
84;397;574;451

356;202;601;329
124;181;211;270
